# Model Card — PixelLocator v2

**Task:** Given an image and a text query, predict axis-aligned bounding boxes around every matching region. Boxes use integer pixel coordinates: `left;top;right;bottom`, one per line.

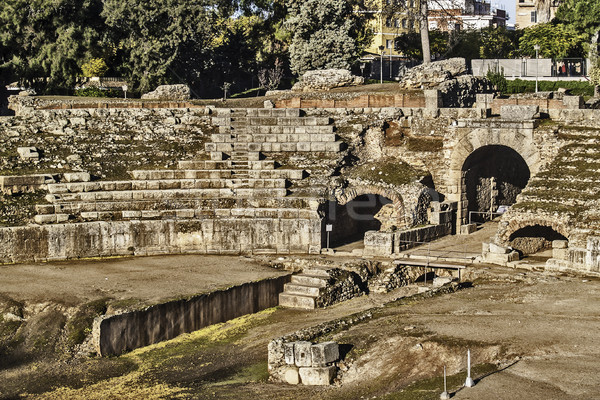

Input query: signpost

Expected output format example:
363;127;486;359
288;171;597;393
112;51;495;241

326;224;333;249
122;85;128;99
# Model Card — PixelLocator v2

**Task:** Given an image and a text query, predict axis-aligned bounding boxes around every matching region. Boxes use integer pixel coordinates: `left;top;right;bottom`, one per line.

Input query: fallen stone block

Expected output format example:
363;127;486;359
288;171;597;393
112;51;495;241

294;341;313;367
299;366;337;385
17;147;39;160
284;367;300;385
63;172;91;183
311;342;339;366
460;224;477;235
284;342;295;365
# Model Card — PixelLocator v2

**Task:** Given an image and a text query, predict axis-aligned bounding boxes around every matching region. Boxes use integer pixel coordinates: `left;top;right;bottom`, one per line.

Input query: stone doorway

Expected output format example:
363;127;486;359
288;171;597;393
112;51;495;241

509;225;567;257
461;145;530;224
321;194;393;249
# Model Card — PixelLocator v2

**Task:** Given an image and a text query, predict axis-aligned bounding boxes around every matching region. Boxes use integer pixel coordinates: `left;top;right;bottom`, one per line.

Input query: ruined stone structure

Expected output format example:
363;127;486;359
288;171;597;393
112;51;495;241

2;82;600;275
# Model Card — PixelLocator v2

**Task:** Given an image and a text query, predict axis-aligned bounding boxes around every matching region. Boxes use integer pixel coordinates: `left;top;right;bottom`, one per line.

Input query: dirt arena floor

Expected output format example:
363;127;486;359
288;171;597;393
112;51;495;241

2;231;600;399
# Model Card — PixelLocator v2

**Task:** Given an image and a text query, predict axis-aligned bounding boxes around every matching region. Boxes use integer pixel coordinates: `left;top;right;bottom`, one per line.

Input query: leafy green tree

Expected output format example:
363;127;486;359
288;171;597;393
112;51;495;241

102;0;232;95
81;58;109;77
284;0;372;76
519;23;584;59
479;27;522;59
0;0;107;93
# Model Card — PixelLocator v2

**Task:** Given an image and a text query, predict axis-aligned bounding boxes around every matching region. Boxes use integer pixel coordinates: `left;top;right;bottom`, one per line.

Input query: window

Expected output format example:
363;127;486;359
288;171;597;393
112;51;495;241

531;11;537;22
394;19;401;28
410;0;415;7
386;17;392;27
386;39;394;49
402;19;407;28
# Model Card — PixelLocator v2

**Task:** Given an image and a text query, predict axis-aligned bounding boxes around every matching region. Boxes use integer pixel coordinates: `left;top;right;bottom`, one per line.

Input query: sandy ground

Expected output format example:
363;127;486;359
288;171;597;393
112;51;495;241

2;224;600;399
0;255;287;305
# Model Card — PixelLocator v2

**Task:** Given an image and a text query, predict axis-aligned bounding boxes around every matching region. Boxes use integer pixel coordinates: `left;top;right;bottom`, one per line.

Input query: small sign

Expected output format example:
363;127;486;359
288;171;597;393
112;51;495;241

326;224;333;232
122;85;128;91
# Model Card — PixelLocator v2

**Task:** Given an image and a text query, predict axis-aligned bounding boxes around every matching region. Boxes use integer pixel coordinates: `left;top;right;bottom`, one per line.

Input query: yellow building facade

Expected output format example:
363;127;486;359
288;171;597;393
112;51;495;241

364;0;419;56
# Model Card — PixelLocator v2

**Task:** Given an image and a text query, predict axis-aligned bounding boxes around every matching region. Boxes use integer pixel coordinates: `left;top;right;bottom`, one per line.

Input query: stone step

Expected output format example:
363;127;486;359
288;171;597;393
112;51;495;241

302;266;332;278
290;274;328;288
45;188;290;203
131;170;233;180
68;207;317;221
283;283;321;297
49;178;288;193
177;160;277;170
278;293;316;310
245;108;301;117
36;197;319;214
228;151;261;161
243;126;335;135
213;116;331;127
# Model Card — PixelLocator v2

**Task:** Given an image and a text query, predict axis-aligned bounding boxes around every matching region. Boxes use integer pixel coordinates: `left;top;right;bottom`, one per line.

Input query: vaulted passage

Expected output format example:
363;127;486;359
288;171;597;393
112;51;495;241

509;225;567;255
322;194;392;248
462;145;530;223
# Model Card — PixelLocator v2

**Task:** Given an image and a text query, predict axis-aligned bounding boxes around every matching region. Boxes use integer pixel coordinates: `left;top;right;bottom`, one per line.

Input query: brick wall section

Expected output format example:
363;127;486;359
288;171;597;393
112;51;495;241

275;94;425;109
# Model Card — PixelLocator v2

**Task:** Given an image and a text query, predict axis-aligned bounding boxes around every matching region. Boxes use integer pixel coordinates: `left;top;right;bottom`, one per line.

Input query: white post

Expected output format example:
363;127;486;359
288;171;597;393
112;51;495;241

440;365;450;400
465;348;475;387
534;45;540;93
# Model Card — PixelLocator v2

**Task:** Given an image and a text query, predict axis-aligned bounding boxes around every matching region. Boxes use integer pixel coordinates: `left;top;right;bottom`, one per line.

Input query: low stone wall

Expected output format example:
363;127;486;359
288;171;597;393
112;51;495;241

364;224;452;256
0;218;321;263
275;93;425;109
94;275;291;356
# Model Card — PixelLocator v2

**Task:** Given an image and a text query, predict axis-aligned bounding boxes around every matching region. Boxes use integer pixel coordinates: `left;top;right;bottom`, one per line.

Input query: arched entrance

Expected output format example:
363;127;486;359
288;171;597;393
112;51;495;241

462;145;530;223
509;224;568;256
322;194;393;248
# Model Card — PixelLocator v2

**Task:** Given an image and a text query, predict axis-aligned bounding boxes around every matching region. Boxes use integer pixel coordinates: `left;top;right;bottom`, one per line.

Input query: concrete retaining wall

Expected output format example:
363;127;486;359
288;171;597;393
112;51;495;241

95;274;291;356
0;218;322;263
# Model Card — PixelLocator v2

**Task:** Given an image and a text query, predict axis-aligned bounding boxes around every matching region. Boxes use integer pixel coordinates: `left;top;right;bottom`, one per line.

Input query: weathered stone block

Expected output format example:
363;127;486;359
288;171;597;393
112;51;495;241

460;224;477;235
500;105;539;121
284;342;295;365
284;367;300;385
294;341;313;367
298;366;337;385
489;242;510;254
311;342;339;366
17;147;39;160
63;172;91;183
553;240;568;249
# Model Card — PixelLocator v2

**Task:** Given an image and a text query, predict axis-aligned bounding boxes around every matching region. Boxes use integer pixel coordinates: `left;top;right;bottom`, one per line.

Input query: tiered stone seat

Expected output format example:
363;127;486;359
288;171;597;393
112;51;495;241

209;108;344;154
507;127;600;242
34;107;342;225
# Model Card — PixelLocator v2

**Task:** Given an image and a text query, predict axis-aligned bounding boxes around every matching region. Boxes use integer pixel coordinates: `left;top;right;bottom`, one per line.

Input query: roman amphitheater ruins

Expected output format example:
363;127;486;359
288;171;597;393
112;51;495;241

1;61;597;273
2;59;600;395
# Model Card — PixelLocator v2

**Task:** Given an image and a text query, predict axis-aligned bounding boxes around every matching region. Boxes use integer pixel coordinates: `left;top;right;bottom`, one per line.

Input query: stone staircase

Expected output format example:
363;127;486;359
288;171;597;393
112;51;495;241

279;266;331;310
34;107;342;224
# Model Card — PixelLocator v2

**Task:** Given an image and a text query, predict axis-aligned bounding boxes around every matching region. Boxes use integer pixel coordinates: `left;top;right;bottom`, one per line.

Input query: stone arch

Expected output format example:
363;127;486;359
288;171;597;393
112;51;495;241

335;185;409;228
499;216;570;246
447;128;542;228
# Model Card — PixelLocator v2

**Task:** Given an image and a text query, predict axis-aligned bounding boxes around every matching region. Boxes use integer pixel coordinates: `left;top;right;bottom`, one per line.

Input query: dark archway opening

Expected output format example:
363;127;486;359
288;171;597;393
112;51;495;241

462;145;530;223
322;194;393;248
509;225;567;256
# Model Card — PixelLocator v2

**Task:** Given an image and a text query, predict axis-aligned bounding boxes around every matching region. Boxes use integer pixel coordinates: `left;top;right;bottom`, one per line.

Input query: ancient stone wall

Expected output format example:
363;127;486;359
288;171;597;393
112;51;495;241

0;218;321;263
94;275;290;356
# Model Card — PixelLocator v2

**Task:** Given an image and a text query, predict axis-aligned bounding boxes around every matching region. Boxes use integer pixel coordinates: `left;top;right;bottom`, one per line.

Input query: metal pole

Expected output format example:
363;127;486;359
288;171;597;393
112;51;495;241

534;45;540;93
465;349;475;387
389;47;393;80
440;365;450;399
380;51;384;84
327;231;330;250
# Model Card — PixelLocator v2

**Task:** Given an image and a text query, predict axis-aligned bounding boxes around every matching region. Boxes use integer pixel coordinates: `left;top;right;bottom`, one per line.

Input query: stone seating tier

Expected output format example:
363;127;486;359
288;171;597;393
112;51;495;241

35;196;318;215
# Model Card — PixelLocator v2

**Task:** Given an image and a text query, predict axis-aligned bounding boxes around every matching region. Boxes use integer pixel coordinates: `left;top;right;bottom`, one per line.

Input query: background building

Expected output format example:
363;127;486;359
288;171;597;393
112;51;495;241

515;0;561;28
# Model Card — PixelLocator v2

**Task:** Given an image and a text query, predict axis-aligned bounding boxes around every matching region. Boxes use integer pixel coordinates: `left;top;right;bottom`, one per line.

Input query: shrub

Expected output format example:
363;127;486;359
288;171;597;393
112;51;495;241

486;67;508;93
75;87;121;98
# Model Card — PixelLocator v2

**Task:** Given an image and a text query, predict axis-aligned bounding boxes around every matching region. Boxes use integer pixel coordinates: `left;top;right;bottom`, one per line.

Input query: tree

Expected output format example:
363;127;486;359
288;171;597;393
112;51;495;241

102;0;232;95
284;0;371;75
519;23;584;59
81;58;109;78
0;0;107;93
555;0;600;95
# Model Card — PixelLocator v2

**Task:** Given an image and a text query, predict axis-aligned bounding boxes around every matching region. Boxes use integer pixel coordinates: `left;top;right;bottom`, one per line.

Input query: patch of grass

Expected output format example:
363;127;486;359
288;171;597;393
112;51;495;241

208;361;270;386
66;298;109;348
406;137;444;152
346;159;429;186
